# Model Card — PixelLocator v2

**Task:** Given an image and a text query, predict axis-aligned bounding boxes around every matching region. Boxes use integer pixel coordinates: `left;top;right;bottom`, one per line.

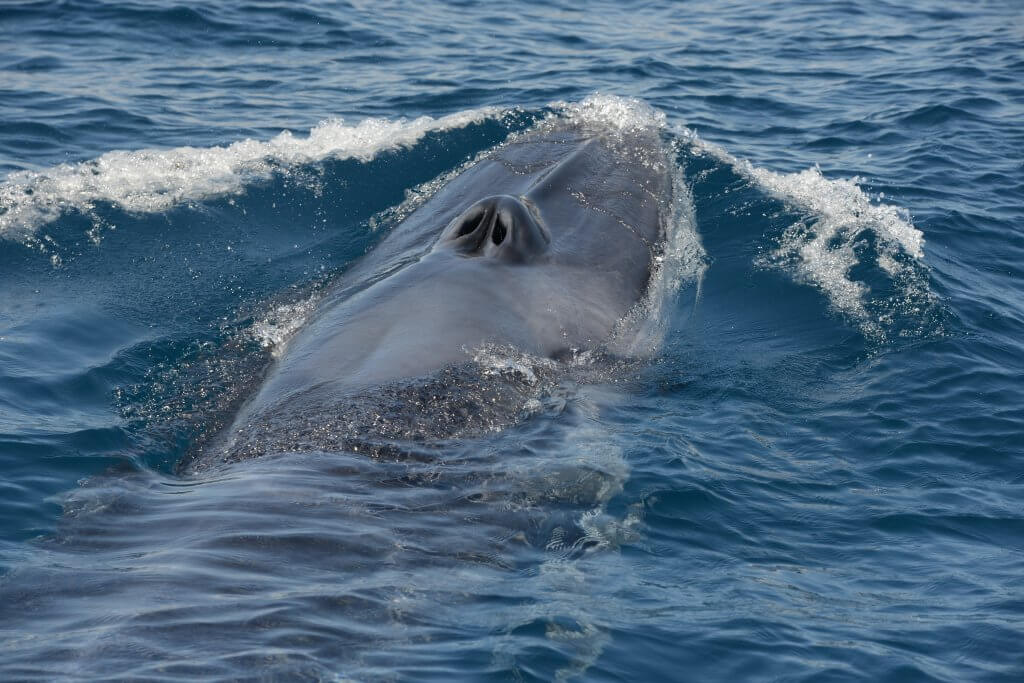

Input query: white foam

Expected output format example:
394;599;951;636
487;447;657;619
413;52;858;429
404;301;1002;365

555;93;668;132
0;107;502;239
689;131;932;339
472;345;555;386
748;164;924;260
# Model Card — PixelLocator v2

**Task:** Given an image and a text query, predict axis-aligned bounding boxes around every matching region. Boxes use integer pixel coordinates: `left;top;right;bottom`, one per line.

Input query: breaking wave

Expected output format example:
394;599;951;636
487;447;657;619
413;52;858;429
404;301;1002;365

686;128;937;340
0;108;503;239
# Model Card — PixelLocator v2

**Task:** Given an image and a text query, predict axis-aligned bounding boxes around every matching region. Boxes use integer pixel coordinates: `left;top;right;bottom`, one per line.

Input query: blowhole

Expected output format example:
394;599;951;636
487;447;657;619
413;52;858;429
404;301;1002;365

492;217;507;245
456;211;484;238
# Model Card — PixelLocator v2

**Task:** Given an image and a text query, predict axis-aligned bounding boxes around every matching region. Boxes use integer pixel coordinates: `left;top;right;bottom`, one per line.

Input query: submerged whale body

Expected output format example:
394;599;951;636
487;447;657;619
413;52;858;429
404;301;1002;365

194;119;673;468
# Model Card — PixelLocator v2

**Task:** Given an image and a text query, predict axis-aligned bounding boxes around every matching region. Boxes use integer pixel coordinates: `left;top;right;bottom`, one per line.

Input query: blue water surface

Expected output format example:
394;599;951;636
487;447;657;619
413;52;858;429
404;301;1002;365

1;1;1022;680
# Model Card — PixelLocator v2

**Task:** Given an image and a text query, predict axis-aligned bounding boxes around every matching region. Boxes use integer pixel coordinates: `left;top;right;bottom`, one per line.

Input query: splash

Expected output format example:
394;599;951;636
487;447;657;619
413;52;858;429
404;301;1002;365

556;93;668;133
251;293;324;358
689;130;935;340
472;345;556;386
0;107;502;239
748;164;924;260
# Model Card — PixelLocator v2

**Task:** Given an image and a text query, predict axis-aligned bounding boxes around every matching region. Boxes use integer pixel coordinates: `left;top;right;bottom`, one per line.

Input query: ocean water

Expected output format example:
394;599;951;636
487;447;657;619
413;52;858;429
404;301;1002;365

1;0;1022;680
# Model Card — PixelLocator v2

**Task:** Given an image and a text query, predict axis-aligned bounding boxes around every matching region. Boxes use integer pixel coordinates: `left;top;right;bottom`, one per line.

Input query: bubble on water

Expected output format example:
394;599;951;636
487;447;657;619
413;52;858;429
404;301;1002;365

251;293;324;357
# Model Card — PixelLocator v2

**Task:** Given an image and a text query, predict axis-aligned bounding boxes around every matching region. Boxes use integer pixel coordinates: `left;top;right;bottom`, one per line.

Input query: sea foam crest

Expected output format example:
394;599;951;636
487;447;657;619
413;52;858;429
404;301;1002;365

690;132;933;339
556;93;667;133
0;107;501;239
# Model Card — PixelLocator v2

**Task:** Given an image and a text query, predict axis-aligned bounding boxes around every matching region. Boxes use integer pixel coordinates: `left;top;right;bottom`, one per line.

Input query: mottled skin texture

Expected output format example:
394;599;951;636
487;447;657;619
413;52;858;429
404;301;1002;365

230;122;671;432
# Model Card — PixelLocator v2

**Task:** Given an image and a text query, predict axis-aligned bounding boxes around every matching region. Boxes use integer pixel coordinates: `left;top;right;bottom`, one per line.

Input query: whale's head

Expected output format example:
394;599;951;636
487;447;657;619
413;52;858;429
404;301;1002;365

192;119;680;469
230;123;673;416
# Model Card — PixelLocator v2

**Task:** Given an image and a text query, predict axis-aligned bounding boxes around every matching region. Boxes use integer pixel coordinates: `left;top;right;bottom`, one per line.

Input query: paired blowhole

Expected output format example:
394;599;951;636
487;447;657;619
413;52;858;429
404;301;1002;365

443;195;549;263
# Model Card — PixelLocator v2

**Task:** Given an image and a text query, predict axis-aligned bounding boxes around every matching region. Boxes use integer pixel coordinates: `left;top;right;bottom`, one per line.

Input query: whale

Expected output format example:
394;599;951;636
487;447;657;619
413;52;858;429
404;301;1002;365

0;109;687;681
191;118;674;468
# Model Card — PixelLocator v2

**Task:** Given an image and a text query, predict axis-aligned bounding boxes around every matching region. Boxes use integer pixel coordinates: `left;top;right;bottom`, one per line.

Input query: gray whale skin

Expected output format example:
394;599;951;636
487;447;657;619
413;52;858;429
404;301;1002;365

230;121;671;442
